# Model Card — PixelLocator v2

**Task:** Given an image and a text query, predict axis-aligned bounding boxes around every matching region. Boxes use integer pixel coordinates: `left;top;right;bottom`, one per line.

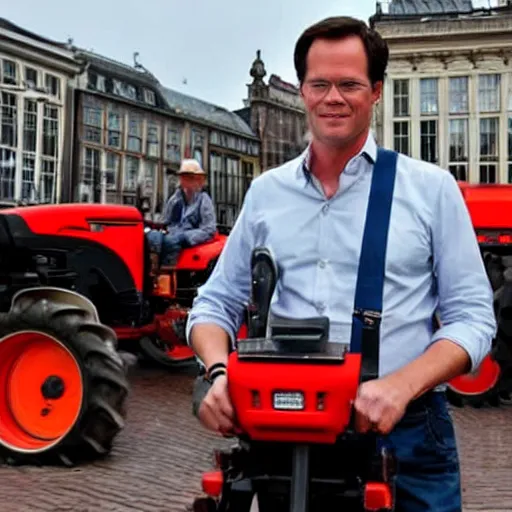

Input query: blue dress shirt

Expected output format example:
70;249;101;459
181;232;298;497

186;133;496;378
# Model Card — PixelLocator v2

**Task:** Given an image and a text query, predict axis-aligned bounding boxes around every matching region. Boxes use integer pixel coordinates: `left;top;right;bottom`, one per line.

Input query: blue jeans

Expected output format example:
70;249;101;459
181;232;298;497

386;391;461;512
146;229;184;265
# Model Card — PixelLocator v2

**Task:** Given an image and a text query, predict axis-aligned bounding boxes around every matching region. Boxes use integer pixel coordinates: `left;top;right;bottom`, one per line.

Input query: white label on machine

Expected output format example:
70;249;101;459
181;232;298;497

272;391;305;410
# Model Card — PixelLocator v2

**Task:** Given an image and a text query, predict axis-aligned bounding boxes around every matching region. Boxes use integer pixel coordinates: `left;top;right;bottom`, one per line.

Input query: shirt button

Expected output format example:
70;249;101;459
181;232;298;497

316;301;326;313
322;204;329;214
318;260;326;269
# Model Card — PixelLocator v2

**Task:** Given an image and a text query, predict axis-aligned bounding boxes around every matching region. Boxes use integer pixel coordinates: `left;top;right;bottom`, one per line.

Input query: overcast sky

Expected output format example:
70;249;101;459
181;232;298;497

3;0;497;111
4;0;377;110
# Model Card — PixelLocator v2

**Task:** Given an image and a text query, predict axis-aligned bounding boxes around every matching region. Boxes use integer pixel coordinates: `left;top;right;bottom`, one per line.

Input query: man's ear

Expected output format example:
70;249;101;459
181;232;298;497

372;80;383;105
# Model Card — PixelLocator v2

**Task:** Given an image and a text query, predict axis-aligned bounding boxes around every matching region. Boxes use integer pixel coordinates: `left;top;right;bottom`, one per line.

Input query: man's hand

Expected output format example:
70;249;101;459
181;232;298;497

198;375;237;436
353;373;415;435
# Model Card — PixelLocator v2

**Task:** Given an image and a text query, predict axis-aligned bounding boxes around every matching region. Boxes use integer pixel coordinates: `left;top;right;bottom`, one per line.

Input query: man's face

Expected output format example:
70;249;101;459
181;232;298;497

300;35;382;148
179;174;204;197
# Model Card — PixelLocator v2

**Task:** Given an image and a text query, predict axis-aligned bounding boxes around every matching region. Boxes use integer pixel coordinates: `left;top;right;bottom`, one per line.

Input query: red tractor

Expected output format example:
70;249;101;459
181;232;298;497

0;202;229;465
447;182;512;407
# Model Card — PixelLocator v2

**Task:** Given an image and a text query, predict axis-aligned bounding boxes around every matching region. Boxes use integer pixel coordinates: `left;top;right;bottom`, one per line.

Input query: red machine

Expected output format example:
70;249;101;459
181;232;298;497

192;249;396;511
0;202;228;368
0;201;230;465
447;182;512;407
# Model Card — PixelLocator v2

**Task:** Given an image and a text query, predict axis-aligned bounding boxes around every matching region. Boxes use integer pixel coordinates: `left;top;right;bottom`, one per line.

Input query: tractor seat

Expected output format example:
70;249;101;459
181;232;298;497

158;232;226;273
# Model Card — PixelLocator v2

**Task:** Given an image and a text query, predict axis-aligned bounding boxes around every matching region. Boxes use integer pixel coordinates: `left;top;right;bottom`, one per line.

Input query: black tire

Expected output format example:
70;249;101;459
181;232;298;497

0;292;129;466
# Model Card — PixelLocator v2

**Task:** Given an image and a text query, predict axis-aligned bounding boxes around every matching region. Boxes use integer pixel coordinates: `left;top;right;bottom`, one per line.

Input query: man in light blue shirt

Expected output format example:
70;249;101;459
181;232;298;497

187;15;496;511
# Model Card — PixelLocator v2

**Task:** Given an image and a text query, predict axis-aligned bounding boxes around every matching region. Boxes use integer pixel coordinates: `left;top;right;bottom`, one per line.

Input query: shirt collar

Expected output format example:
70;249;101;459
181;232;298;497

298;130;377;182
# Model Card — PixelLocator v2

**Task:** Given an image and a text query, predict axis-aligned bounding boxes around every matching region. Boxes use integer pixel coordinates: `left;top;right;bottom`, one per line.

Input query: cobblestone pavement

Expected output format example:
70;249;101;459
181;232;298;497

0;363;511;512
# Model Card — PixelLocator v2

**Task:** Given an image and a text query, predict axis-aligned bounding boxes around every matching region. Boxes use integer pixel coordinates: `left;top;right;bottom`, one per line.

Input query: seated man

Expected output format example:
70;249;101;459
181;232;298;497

147;159;216;266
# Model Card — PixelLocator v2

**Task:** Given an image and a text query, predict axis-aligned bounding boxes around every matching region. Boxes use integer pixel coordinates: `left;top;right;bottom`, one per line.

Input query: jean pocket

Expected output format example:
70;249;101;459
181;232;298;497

425;405;458;455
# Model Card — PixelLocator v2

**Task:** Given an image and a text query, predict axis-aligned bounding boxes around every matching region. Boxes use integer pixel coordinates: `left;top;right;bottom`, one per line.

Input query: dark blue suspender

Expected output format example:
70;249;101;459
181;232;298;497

349;147;398;382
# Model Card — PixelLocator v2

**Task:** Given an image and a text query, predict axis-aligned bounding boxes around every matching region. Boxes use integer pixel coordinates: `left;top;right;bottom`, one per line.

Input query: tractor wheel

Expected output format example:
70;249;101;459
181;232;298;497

447;252;512;408
0;288;129;466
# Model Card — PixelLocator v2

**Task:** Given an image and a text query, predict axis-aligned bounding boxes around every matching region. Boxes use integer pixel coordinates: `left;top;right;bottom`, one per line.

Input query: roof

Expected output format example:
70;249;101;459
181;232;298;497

76;49;159;86
386;0;473;15
268;74;300;94
160;86;257;139
0;18;69;49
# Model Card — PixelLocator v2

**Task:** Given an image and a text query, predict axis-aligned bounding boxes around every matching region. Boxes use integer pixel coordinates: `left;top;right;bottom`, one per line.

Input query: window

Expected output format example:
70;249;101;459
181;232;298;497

144;89;156;106
124;84;137;100
243;160;254;191
83;106;103;144
166;125;182;163
141;161;157;198
45;73;60;98
39;159;56;203
43;105;59;158
21;154;36;201
113;80;123;95
80;147;100;202
0;148;16;201
449;77;469;113
104;152;119;190
25;67;38;89
448;119;469;181
107;111;122;148
478;74;500;112
393;121;409;155
117;82;137;101
87;72;106;92
127;116;142;153
22;99;38;201
1;92;17;148
2;59;17;85
420;78;438;115
420;120;437;163
124;156;139;191
209;152;249;228
393;79;409;117
191;128;205;166
146;123;159;158
479;118;499;183
23;100;37;152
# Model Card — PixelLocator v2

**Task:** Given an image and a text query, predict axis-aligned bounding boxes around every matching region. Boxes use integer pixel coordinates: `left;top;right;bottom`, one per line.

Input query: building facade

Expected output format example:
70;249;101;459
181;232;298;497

235;51;308;172
371;0;512;184
72;50;172;210
161;87;260;228
72;52;260;228
0;19;81;206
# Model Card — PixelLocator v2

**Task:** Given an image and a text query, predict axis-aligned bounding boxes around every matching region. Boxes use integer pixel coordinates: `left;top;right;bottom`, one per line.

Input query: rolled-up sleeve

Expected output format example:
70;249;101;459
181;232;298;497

430;171;497;370
185;185;256;347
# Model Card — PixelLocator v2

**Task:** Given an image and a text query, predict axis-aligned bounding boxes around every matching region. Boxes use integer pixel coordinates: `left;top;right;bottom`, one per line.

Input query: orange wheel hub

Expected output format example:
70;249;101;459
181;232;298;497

0;331;83;453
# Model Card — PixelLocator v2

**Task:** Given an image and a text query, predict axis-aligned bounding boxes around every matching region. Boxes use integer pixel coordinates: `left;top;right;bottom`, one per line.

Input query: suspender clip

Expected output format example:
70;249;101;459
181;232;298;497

353;308;382;328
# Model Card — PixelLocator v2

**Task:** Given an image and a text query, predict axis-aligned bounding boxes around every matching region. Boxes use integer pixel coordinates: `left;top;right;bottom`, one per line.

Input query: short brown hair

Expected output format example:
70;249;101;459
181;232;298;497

293;16;389;86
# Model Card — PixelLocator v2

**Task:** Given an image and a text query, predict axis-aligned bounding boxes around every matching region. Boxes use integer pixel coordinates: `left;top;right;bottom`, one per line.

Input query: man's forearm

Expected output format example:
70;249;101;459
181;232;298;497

190;323;232;370
391;339;473;401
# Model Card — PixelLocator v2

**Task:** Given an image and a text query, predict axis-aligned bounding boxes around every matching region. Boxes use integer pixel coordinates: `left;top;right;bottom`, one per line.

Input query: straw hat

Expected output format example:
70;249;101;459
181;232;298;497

177;159;206;175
